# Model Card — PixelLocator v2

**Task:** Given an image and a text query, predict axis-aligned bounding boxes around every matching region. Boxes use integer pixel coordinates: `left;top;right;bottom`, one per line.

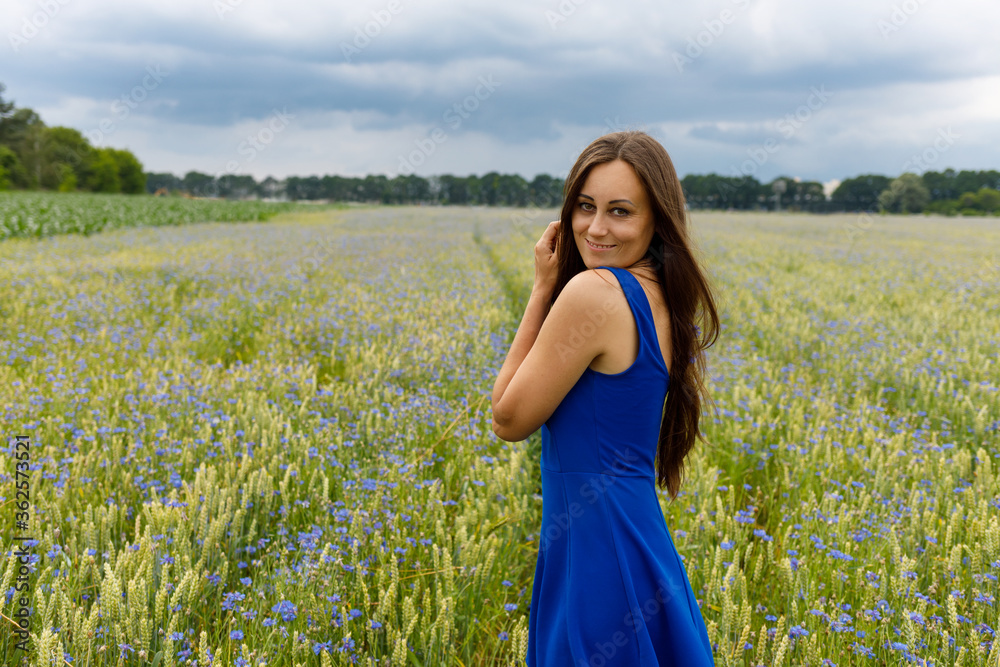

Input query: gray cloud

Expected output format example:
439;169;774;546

2;0;997;182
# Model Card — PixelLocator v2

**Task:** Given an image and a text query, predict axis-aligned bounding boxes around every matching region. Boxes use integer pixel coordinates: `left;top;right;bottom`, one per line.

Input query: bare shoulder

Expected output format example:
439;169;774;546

568;267;622;292
557;268;622;307
549;269;631;330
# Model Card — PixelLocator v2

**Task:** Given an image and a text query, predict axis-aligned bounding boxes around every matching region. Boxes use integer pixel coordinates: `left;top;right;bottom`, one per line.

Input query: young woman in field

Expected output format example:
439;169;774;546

492;130;719;666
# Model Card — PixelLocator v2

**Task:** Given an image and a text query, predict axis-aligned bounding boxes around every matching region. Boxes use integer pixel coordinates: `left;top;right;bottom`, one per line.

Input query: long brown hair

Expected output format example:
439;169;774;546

549;130;720;500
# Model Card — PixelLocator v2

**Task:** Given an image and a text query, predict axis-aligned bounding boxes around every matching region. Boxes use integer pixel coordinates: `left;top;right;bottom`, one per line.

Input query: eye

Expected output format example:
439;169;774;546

612;207;630;216
578;202;595;211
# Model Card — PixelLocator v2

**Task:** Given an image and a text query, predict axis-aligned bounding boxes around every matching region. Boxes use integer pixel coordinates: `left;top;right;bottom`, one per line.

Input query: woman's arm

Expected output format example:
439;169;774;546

491;284;553;411
492;219;613;441
489;269;615;442
491;220;560;424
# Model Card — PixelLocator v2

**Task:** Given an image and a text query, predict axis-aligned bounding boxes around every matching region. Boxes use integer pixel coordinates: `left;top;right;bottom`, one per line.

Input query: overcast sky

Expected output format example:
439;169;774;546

3;0;997;191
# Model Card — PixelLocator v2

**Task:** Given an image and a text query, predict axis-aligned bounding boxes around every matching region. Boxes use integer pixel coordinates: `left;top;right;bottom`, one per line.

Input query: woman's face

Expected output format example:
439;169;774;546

571;159;655;270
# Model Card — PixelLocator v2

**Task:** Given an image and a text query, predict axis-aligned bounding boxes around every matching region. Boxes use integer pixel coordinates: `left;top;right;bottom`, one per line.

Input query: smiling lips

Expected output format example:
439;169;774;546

586;239;615;250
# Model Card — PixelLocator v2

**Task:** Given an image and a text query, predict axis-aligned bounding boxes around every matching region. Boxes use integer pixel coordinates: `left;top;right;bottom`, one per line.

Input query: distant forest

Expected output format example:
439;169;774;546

2;82;998;216
145;169;1000;216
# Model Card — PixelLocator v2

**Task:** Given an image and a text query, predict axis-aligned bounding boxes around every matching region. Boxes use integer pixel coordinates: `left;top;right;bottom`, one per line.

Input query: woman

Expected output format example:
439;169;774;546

492;130;719;666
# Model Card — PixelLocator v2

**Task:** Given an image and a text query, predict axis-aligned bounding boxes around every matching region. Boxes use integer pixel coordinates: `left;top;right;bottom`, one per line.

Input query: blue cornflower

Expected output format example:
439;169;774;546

271;600;298;622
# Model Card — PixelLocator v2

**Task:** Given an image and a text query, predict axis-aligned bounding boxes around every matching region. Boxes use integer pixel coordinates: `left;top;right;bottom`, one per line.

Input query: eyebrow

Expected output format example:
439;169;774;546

578;194;635;206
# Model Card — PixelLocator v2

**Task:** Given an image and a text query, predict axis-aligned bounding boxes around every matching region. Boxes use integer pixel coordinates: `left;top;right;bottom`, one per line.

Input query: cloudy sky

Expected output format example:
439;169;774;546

3;0;997;191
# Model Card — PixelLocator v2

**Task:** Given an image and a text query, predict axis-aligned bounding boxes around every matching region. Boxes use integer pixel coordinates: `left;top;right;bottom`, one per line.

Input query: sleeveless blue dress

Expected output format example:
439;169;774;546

525;265;715;666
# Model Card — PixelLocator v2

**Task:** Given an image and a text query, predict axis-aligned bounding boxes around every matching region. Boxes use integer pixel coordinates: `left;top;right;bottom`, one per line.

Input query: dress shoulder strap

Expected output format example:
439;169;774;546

596;265;669;378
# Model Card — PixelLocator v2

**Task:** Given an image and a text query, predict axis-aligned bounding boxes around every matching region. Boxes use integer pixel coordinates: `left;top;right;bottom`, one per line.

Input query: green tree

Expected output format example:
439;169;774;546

0;82;14;118
438;174;470;205
922;169;959;201
715;174;762;209
878;173;930;214
496;173;528;206
88;147;122;193
974;187;1000;213
957;192;978;209
57;163;77;191
0;145;28;189
109;148;145;194
42;126;95;190
145;172;182;194
529;173;562;207
359;174;388;203
831;174;891;211
183;171;217;197
1;109;45;188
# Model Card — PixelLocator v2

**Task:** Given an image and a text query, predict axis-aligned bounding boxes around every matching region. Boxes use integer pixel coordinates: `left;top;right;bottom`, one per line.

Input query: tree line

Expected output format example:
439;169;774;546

0;83;146;193
3;81;998;215
146;169;1000;216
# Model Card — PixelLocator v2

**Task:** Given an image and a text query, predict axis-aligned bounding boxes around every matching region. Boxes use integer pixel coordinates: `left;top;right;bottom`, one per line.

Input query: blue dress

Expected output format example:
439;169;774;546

525;265;715;666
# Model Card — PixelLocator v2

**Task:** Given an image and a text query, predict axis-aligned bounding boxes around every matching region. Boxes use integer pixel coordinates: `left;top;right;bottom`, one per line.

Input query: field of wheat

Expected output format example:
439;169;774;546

1;204;998;666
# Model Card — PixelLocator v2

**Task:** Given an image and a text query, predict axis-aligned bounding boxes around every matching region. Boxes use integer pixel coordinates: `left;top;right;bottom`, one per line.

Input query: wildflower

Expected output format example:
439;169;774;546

222;592;246;611
504;603;518;612
271;600;298;622
230;630;244;640
498;631;509;640
852;643;874;658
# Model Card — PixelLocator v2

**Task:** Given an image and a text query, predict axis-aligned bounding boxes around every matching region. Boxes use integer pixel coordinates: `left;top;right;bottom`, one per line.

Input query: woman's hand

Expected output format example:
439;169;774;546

533;220;560;295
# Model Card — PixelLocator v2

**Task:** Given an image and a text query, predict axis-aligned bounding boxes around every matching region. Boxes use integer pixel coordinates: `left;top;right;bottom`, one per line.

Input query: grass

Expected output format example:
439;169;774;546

0;204;998;666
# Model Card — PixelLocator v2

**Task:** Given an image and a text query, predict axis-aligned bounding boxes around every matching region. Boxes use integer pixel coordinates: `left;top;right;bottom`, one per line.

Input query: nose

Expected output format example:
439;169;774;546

588;211;610;237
